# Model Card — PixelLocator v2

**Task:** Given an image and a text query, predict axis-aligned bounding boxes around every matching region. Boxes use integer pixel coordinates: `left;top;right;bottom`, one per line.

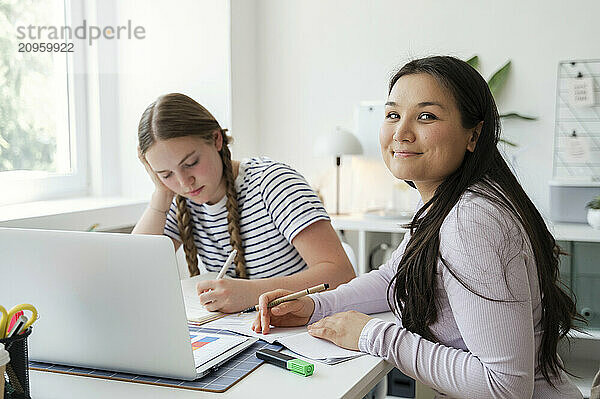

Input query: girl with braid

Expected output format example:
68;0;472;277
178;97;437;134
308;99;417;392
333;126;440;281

132;93;355;313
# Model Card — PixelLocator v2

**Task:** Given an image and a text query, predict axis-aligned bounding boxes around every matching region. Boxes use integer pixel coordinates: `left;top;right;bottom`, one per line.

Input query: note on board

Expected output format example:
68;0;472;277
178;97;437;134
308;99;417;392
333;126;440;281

569;77;595;107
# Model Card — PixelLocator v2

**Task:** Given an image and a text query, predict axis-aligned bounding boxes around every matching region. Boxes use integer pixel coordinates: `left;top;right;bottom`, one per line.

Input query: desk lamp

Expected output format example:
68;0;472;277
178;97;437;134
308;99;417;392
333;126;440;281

314;127;363;215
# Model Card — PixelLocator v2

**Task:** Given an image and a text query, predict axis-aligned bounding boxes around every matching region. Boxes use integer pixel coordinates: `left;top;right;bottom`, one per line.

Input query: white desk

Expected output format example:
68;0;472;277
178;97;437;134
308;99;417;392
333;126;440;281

29;312;398;399
31;353;393;399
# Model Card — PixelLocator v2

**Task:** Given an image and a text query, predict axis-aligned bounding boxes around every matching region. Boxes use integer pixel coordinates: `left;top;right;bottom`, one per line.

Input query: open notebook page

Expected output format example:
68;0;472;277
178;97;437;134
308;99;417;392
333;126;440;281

205;311;398;363
180;275;226;323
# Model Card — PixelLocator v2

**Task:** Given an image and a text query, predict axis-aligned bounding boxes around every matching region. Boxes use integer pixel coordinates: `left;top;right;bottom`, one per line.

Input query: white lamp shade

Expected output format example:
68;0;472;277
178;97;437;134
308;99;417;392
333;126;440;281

314;127;364;157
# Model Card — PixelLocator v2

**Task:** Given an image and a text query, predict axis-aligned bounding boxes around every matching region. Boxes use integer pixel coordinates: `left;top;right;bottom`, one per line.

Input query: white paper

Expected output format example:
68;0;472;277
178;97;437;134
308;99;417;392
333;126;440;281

205;311;399;364
203;312;307;344
565;135;591;163
569;77;595;107
181;275;365;364
277;332;363;362
180;275;219;320
203;313;365;364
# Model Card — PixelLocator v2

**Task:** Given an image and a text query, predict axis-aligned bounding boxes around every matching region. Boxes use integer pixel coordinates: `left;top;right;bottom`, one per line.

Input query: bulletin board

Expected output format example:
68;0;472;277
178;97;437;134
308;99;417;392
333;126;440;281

553;60;600;180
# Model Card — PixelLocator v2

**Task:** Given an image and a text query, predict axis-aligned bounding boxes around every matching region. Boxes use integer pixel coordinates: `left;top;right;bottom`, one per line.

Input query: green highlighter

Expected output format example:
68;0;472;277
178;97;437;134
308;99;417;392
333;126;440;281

256;349;314;376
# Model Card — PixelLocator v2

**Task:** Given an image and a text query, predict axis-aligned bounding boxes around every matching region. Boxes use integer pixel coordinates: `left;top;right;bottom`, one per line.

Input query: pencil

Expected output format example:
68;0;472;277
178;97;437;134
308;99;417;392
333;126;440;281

241;283;329;313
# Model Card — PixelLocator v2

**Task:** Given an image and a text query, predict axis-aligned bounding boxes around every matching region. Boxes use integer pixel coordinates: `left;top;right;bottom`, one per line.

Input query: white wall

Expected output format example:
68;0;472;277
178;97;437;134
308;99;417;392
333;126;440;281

230;0;260;159
112;0;232;199
234;0;600;215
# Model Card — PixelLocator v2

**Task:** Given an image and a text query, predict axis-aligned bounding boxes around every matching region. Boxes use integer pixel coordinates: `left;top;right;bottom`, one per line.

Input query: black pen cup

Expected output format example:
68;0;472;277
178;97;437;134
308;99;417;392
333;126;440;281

0;327;32;398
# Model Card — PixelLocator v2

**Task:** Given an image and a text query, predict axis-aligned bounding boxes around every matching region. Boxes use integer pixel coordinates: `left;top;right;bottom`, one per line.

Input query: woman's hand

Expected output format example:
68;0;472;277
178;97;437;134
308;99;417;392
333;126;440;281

196;278;262;313
137;147;175;206
307;311;372;351
251;289;315;334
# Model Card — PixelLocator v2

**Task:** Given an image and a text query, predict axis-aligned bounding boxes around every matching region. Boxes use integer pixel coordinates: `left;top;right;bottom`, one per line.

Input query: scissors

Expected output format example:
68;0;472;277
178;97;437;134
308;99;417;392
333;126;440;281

0;304;38;338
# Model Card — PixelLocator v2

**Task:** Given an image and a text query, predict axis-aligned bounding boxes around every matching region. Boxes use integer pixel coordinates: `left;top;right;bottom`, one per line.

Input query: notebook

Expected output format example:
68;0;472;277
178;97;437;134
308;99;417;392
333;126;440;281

0;227;256;380
180;275;229;324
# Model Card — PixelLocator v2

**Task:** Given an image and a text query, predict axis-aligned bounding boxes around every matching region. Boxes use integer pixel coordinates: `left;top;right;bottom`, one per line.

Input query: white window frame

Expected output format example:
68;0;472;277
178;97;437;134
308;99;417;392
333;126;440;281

0;0;89;206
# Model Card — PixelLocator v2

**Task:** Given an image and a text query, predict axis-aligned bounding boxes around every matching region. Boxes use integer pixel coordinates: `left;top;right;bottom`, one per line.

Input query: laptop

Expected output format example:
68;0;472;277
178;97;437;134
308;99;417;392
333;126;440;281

0;227;256;380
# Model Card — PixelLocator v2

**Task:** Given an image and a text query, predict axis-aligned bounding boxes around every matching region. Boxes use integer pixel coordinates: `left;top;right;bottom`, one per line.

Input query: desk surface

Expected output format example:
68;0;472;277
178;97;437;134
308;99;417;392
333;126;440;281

31;351;393;399
30;312;398;399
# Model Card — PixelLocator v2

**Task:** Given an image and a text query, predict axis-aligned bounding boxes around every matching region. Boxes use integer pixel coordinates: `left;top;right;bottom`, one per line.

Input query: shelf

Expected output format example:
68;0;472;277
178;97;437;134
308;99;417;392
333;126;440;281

0;197;147;232
332;214;600;243
331;213;409;233
568;329;600;340
550;223;600;243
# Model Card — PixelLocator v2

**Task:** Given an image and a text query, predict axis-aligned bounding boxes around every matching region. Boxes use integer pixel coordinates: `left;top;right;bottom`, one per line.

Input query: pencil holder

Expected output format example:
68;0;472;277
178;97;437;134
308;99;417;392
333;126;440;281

0;344;8;399
0;327;32;399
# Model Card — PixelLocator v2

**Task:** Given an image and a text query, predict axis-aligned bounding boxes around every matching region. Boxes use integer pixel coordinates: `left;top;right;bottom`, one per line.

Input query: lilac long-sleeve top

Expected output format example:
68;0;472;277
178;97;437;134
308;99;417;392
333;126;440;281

309;192;582;398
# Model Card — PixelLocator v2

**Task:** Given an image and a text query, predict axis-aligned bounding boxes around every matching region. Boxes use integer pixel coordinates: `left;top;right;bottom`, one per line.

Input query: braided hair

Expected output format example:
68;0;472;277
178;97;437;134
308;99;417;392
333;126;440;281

138;93;247;278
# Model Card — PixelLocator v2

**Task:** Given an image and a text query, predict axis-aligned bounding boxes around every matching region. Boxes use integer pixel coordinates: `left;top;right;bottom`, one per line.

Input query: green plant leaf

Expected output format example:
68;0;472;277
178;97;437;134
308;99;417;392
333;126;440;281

466;55;479;69
586;196;600;209
488;60;511;97
499;112;537;120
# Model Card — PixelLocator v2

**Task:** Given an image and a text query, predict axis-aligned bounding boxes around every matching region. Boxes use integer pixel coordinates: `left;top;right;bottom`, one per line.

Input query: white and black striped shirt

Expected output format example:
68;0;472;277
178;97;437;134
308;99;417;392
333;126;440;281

164;157;330;279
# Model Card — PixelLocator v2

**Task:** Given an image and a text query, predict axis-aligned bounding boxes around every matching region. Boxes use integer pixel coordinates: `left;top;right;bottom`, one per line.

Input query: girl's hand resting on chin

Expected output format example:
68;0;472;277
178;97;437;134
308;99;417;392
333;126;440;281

137;146;175;205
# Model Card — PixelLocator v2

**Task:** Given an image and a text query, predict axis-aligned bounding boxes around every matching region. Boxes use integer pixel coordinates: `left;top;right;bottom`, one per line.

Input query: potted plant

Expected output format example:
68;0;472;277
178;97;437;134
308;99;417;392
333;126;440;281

465;55;537;147
586;195;600;229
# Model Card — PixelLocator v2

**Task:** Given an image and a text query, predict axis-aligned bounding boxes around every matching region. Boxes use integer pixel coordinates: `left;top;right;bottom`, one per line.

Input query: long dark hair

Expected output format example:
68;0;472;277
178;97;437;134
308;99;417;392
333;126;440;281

386;56;583;385
138;93;247;278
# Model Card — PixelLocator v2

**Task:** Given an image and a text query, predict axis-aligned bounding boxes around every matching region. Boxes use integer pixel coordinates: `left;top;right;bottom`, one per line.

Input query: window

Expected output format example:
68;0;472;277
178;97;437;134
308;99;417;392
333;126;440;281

0;0;87;205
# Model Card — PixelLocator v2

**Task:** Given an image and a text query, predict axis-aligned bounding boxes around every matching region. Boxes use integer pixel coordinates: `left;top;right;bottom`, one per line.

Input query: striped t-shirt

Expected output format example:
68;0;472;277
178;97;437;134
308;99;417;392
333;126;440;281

163;157;330;279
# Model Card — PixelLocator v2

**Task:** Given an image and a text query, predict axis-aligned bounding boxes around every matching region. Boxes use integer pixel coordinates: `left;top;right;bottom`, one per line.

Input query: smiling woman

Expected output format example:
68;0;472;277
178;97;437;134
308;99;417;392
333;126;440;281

131;93;355;313
254;56;584;398
380;74;481;202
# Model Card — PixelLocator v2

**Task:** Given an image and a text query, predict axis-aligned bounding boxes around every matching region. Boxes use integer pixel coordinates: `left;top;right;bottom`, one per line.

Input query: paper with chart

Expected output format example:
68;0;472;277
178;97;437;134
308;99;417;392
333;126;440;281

189;332;248;367
203;312;364;364
182;274;392;364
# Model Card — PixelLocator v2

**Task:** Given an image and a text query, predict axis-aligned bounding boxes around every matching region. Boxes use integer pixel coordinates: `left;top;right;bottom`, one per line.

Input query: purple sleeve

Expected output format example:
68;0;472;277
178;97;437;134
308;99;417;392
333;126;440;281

357;200;537;398
308;236;408;324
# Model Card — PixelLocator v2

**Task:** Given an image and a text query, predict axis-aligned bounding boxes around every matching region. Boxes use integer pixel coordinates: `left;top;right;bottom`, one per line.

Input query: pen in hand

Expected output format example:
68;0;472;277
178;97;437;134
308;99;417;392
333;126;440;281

196;249;238;310
216;249;237;280
242;283;329;313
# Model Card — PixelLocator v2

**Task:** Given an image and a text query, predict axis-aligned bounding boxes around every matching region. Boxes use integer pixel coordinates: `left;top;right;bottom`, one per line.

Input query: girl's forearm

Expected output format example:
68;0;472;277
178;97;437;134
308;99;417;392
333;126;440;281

131;206;168;235
132;191;173;235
